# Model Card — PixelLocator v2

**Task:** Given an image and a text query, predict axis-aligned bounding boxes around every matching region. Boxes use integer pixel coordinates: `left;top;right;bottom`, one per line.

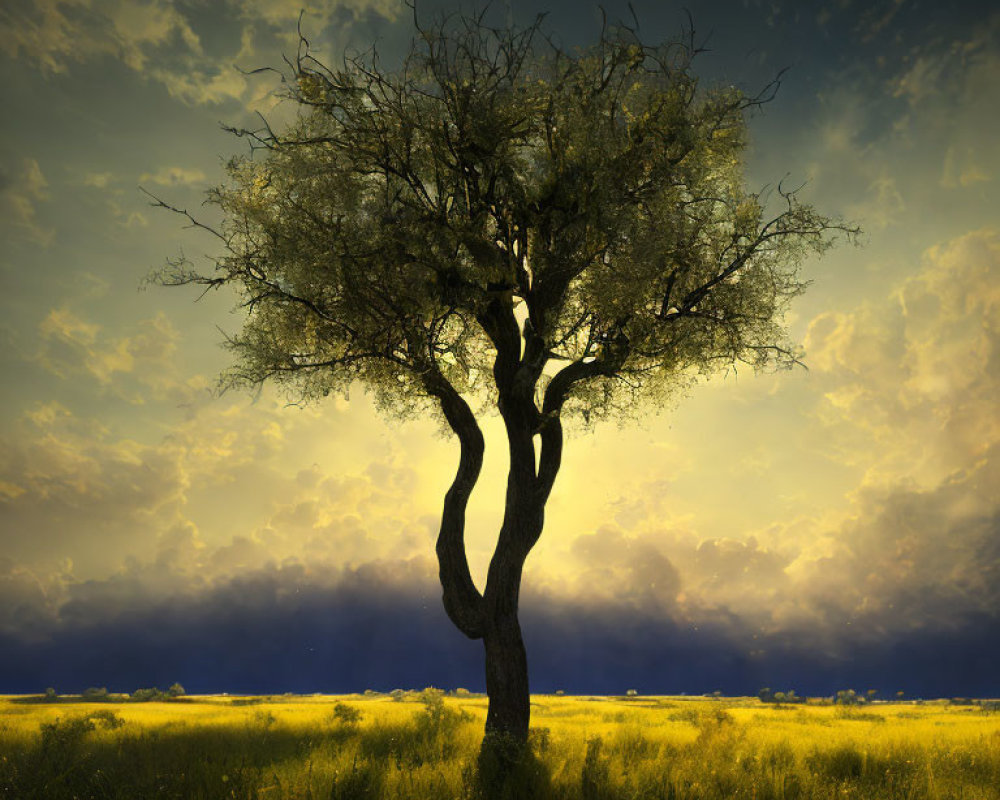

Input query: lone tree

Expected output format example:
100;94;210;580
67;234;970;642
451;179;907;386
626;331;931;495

153;7;852;758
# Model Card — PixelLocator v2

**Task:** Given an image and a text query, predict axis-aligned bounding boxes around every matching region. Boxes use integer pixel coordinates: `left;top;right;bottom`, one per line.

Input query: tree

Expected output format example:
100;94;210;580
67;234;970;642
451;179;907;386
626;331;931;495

151;6;853;765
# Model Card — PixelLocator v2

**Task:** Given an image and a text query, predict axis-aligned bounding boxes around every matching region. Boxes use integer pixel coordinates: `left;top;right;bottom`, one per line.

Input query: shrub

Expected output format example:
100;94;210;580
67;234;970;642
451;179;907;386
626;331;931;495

39;716;95;750
81;687;109;701
88;709;125;730
835;689;860;705
332;702;362;726
168;682;186;697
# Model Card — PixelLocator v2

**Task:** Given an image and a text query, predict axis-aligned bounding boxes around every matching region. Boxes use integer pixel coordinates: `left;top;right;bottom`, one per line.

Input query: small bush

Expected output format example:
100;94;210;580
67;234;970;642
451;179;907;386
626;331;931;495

332;702;362;726
39;716;95;750
131;687;166;702
87;709;125;730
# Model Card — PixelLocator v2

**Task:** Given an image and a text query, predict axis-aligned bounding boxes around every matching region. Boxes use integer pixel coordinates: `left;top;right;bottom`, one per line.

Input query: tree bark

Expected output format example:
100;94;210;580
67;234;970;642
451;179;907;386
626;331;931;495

483;610;530;740
480;403;546;749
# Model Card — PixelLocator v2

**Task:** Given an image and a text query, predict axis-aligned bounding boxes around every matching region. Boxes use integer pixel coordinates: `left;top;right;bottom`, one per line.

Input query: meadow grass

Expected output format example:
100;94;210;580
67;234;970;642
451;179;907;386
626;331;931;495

1;692;997;799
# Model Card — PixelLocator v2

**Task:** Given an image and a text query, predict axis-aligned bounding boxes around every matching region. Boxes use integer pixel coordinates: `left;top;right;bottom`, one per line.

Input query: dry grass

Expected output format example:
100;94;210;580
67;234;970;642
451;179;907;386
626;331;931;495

1;692;997;798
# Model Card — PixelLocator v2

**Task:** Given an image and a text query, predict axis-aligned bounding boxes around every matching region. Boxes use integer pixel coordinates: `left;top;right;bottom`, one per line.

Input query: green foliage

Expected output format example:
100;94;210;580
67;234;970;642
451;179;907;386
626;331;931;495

761;688;804;705
131;686;169;702
87;710;125;730
81;686;109;701
39;715;95;750
332;702;362;726
155;11;852;427
835;689;861;705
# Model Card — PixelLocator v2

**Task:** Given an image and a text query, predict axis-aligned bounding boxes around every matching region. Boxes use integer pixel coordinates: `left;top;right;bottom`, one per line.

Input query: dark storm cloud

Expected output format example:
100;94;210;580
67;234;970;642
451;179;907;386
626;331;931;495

1;542;997;698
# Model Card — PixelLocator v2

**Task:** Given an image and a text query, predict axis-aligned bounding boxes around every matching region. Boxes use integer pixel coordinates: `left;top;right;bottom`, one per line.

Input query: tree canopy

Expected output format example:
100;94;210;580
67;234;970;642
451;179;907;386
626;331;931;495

155;11;850;427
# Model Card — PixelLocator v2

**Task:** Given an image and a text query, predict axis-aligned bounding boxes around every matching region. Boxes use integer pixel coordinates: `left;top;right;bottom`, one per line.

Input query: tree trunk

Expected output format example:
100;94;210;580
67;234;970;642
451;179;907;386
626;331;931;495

483;611;530;741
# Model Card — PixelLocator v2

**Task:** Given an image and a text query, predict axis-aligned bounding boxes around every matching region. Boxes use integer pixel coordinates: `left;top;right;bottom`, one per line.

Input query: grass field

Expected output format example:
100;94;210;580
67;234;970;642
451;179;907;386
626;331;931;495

1;691;998;799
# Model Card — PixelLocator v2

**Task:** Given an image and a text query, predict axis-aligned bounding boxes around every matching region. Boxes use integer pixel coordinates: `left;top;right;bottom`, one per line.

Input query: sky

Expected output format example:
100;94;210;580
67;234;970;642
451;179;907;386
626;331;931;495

0;0;997;698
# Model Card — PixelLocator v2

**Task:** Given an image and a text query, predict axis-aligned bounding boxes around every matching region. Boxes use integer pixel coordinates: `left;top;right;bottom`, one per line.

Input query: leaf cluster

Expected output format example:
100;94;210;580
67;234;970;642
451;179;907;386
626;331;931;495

153;9;856;424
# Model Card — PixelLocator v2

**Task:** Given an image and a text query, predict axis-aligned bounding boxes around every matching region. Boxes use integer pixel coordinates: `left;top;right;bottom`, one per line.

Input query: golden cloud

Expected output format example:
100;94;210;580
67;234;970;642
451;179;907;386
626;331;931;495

0;157;53;246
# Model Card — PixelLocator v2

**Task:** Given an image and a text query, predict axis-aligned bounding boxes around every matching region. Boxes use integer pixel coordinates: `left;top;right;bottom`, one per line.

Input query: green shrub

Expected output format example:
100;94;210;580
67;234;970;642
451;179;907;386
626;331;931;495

332;702;362;726
87;709;125;730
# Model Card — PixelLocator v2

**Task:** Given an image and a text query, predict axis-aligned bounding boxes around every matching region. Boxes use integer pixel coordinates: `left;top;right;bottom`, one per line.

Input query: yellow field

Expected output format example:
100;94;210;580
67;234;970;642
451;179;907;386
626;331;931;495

1;692;998;798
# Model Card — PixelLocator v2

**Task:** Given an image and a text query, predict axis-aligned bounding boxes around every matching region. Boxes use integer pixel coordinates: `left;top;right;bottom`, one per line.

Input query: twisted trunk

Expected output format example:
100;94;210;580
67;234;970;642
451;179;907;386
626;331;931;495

429;293;568;777
483;611;530;739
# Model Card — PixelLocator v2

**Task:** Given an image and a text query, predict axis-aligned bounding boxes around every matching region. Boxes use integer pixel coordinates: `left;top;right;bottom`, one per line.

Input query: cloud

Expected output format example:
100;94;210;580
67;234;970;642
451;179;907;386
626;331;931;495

139;165;207;187
784;446;1000;642
82;172;115;189
0;403;189;576
0;549;996;697
0;0;400;108
941;146;992;189
804;228;1000;485
0;376;437;583
0;157;53;246
0;0;199;75
36;308;183;398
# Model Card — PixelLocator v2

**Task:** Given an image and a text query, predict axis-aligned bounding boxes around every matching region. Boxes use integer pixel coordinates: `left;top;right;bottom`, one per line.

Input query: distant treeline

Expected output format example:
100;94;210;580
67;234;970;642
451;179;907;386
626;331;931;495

757;687;999;709
27;684;187;703
19;685;998;711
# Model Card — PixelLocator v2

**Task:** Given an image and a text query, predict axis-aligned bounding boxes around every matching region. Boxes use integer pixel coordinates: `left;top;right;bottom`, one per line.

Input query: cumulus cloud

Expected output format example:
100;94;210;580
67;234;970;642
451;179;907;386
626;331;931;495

805;228;1000;484
0;402;191;575
0;157;53;246
36;308;187;401
789;449;1000;638
0;372;439;584
0;0;399;107
139;165;207;187
0;0;199;75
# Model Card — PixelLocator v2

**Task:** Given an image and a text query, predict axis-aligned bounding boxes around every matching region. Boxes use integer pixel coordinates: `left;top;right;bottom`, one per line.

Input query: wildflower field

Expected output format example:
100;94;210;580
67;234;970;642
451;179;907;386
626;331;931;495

1;692;997;799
